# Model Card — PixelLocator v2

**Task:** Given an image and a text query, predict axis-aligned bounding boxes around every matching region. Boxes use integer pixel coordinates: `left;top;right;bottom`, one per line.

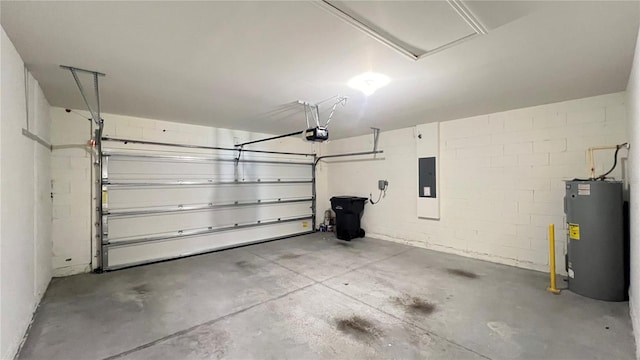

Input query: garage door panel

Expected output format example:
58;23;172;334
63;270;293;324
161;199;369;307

108;158;311;181
106;220;311;269
108;202;313;240
108;184;313;209
100;146;315;270
109;159;236;178
239;163;311;180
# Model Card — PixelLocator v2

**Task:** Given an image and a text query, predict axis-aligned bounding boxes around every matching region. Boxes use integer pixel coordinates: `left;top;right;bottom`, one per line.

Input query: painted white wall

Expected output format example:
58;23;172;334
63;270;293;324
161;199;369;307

50;108;316;275
626;23;640;360
0;27;52;360
320;92;628;274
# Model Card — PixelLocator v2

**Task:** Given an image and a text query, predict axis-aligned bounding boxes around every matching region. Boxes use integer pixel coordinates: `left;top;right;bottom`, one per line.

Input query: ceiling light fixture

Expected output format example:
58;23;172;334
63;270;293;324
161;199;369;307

348;72;390;96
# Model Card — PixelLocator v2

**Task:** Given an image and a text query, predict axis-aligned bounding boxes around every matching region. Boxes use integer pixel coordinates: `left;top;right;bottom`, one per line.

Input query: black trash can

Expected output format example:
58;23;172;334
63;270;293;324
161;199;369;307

330;196;368;241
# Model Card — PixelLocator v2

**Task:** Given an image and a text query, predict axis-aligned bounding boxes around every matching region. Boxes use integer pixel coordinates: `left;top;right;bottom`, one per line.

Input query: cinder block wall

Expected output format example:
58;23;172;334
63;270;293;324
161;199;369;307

1;27;52;359
321;92;628;273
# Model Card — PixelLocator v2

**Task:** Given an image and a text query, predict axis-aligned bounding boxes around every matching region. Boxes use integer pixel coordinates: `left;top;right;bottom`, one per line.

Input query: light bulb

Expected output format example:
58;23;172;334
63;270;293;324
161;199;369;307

348;72;390;96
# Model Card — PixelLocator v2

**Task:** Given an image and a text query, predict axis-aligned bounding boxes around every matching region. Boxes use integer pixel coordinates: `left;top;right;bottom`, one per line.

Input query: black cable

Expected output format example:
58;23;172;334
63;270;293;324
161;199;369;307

370;190;383;205
596;142;628;180
369;184;388;205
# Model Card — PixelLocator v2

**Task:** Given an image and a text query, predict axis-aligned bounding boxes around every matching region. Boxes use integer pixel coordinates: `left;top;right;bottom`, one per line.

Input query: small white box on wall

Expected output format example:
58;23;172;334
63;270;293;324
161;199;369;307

416;122;439;219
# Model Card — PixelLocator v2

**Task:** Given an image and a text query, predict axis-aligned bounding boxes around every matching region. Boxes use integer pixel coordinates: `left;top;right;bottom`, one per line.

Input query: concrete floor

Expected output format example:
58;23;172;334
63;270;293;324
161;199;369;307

19;233;635;359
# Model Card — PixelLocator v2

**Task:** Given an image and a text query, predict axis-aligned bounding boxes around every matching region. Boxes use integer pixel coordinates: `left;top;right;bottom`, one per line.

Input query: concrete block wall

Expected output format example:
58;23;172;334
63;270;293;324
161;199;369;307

50;108;94;276
50;108;315;275
1;27;52;359
321;92;628;273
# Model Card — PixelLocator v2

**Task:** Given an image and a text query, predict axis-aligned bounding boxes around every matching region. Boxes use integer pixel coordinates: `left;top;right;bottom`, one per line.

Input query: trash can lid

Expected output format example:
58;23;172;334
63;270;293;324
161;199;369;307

330;196;368;201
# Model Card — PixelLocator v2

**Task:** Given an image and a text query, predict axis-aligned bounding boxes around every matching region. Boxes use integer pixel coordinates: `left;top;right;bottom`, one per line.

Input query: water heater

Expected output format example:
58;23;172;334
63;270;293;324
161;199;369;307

564;180;627;301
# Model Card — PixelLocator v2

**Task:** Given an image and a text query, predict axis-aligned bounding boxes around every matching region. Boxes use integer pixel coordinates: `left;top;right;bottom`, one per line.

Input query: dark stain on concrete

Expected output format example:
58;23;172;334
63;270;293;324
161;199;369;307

278;253;302;260
132;284;151;295
392;295;436;315
336;316;380;339
334;241;352;247
114;284;151;308
447;268;478;279
407;297;436;315
234;260;256;269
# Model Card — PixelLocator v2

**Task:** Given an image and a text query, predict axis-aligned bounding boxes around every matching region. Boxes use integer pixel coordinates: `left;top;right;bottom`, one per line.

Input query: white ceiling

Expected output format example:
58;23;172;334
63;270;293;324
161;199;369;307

1;1;639;139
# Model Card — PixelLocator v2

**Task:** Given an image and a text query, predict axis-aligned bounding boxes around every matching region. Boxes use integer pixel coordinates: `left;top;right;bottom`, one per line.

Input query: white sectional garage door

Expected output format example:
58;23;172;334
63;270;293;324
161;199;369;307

99;139;314;270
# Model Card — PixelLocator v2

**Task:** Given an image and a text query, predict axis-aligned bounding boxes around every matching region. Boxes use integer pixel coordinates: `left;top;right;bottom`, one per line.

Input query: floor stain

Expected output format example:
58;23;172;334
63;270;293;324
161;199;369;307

115;284;151;308
132;284;150;295
334;241;352;247
336;316;381;339
447;268;479;279
278;253;302;260
234;260;256;269
168;326;230;359
392;295;436;315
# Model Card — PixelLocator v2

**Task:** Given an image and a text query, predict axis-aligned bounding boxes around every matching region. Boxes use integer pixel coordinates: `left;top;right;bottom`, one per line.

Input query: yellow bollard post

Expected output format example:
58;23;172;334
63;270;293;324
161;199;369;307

547;224;561;294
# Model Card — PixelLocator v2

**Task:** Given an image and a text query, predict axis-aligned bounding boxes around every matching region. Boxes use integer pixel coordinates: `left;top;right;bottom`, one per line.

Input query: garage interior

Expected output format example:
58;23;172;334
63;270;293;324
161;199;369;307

1;1;640;359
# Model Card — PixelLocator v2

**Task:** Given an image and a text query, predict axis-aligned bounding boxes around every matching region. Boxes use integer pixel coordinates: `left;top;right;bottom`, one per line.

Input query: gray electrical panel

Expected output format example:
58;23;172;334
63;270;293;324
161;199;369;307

565;180;626;301
418;157;436;198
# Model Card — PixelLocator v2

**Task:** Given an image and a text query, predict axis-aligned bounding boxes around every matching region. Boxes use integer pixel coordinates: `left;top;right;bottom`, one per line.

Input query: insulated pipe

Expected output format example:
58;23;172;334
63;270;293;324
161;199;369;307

547;224;561;294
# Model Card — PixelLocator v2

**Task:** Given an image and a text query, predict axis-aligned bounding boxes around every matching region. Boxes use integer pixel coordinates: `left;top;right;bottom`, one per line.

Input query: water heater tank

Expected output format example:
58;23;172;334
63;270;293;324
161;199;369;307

565;180;627;301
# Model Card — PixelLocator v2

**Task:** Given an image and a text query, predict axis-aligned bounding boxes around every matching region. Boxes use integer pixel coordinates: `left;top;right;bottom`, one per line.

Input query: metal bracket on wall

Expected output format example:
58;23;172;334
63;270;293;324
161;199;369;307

371;127;380;157
314;128;384;165
22;128;52;150
60;65;105;126
372;128;380;151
